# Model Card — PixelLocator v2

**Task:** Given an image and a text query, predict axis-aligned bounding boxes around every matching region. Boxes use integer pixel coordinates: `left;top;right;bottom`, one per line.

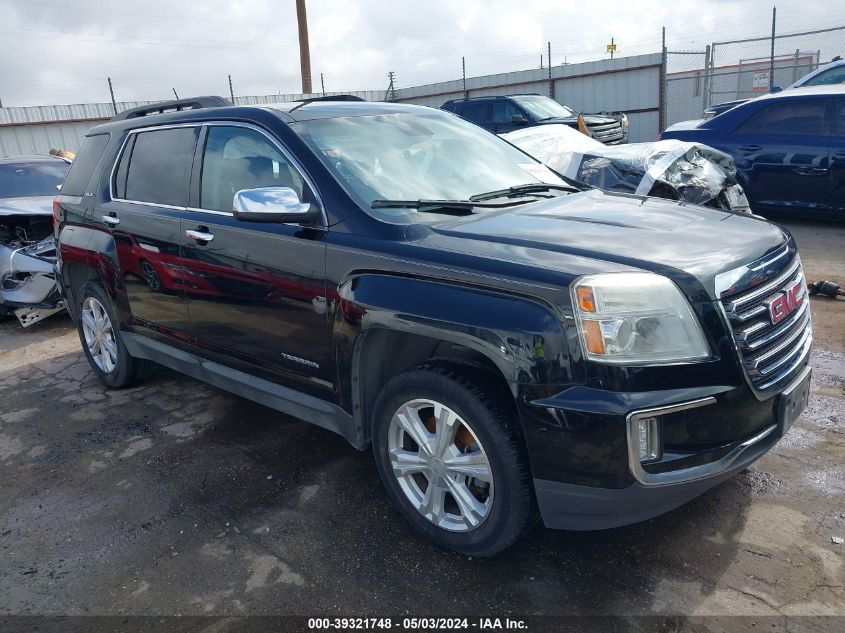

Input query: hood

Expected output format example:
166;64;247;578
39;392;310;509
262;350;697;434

420;190;787;301
0;196;54;217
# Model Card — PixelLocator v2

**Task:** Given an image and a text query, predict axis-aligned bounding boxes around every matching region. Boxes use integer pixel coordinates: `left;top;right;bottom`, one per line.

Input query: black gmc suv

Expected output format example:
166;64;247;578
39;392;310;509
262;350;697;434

441;94;628;142
55;96;811;556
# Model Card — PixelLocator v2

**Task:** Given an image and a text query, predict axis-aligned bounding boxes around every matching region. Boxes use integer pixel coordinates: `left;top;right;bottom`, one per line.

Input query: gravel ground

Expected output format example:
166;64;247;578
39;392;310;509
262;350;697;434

0;220;842;624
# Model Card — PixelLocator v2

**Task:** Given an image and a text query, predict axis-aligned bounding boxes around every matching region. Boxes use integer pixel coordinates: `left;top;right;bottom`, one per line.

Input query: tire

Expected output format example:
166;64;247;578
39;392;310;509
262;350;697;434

76;281;148;388
372;361;537;557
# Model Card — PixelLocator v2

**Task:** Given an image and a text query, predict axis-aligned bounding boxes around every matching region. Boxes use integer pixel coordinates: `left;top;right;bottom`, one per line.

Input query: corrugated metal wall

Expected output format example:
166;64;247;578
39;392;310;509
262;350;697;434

0;53;662;155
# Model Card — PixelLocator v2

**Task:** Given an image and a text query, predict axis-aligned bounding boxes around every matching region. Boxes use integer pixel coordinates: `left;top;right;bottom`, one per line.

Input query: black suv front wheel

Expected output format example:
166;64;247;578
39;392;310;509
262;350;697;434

372;362;537;556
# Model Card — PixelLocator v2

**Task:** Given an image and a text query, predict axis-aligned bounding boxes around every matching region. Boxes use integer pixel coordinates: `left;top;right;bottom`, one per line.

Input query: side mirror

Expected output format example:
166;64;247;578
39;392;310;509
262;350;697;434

771;86;783;93
233;187;320;224
512;115;529;125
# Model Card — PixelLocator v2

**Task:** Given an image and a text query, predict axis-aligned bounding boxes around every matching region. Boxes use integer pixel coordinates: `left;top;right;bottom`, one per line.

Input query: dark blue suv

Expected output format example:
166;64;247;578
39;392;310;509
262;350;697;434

661;85;845;220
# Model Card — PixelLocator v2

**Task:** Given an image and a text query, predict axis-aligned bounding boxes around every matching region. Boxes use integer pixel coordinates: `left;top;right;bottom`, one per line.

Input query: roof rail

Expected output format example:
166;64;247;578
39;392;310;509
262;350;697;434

110;95;232;121
302;94;365;102
287;94;366;113
447;93;545;102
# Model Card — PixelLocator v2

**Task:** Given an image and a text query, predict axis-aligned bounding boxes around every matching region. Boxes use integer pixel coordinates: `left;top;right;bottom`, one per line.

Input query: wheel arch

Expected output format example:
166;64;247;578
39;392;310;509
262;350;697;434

337;273;571;447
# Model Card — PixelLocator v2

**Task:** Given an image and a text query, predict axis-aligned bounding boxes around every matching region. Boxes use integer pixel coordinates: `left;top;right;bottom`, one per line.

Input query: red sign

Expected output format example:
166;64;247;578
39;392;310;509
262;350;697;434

765;281;804;325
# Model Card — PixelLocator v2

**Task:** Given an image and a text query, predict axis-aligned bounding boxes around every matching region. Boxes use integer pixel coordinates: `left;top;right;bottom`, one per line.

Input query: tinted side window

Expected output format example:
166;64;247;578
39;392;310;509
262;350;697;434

112;135;135;199
199;126;305;213
61;134;110;196
461;102;490;123
737;100;826;135
491;101;520;123
835;101;845;136
124;127;198;206
802;65;845;87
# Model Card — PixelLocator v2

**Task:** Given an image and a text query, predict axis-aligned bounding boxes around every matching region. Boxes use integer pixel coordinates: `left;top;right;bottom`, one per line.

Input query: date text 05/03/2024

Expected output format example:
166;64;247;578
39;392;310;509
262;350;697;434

307;617;528;630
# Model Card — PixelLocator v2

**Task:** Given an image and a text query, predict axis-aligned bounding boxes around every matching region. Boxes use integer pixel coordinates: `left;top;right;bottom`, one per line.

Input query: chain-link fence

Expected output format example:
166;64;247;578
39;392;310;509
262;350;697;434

664;24;845;128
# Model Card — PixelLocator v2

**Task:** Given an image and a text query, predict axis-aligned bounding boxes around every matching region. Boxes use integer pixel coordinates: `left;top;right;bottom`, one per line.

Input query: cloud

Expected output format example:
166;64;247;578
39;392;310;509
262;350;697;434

0;0;841;106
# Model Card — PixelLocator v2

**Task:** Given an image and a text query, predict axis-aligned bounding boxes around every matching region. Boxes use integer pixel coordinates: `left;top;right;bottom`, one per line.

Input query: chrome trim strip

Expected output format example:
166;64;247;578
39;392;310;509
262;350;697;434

626;397;778;487
715;243;792;300
756;334;812;390
185;207;235;217
724;258;801;313
743;297;809;350
749;312;811;371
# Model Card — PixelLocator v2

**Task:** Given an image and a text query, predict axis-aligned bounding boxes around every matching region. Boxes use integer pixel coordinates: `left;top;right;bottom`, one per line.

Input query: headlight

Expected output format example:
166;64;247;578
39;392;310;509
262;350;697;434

571;272;710;364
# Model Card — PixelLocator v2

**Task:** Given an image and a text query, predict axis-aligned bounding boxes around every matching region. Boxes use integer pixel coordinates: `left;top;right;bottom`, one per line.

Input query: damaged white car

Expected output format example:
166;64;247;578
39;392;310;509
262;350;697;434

0;155;70;326
503;123;750;212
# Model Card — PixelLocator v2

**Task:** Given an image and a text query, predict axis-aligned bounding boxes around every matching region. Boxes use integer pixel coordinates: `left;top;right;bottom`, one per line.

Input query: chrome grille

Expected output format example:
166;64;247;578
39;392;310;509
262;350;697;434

719;251;812;392
587;120;625;145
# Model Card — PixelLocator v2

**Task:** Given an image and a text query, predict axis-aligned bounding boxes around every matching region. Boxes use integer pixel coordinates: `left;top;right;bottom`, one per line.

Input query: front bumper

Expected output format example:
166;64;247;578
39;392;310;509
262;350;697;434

526;363;810;530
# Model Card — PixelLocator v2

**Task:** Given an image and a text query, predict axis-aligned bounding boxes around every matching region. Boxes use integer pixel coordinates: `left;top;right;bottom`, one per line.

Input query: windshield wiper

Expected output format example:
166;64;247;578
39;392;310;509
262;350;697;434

371;198;533;215
469;182;584;202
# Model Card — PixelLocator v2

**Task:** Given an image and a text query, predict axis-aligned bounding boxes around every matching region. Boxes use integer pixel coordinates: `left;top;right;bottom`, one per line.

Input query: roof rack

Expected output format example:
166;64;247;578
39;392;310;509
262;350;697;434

110;96;232;121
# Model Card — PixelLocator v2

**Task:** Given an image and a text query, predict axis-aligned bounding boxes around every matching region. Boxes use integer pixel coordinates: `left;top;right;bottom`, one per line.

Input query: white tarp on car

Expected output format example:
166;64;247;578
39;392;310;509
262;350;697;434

503;124;750;212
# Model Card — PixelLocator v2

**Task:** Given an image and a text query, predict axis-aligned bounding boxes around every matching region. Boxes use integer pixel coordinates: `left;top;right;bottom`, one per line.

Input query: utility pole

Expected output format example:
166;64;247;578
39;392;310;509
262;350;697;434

540;54;543;69
172;88;179;99
660;26;667;133
107;77;117;115
547;42;553;98
321;73;326;96
462;56;467;98
610;37;615;59
385;71;396;102
228;74;234;103
769;6;777;91
296;0;313;94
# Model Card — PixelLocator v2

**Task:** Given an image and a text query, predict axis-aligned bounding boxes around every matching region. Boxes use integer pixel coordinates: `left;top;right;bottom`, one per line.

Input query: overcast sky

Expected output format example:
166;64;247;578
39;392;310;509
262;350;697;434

1;0;844;107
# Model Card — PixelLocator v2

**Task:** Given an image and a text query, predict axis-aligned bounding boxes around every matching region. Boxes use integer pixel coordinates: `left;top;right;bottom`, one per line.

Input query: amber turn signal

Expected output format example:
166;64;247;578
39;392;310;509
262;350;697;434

576;286;596;313
581;319;606;354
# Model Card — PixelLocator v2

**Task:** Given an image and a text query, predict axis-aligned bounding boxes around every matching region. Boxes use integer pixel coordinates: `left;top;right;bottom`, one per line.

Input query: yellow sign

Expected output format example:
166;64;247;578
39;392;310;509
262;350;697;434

606;43;617;53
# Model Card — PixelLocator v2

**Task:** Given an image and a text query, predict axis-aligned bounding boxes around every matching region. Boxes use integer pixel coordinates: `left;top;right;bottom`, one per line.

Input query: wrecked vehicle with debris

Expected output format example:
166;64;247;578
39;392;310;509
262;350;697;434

503;123;750;212
0;155;70;326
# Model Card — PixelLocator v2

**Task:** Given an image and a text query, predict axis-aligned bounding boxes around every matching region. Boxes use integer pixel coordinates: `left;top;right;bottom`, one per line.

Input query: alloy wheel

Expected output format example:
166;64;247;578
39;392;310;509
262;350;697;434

141;261;161;291
387;399;494;532
81;296;118;374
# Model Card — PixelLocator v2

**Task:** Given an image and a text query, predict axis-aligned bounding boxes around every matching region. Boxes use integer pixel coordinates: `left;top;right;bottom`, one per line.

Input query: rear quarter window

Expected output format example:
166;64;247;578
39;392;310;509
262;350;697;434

60;134;110;196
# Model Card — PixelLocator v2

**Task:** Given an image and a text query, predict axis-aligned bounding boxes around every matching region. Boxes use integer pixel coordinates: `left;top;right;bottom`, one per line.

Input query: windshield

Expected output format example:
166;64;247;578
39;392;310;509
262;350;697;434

513;96;576;121
292;111;549;223
0;161;70;198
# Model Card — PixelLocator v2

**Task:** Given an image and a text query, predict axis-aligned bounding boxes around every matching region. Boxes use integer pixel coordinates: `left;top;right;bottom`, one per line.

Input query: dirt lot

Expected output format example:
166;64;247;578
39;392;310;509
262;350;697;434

0;220;843;623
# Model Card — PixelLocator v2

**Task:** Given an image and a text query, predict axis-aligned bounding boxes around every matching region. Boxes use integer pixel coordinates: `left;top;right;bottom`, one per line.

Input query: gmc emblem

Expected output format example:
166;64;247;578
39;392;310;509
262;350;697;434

764;281;804;325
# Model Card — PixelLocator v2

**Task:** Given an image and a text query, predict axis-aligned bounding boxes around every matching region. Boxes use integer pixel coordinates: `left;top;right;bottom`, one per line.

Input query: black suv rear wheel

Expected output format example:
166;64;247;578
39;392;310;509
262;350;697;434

76;281;148;388
372;362;537;556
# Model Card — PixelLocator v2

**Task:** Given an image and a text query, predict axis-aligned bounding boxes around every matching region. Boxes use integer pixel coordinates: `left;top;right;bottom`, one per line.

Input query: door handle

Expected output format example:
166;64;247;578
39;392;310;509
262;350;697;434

185;229;214;243
101;214;120;226
739;144;762;152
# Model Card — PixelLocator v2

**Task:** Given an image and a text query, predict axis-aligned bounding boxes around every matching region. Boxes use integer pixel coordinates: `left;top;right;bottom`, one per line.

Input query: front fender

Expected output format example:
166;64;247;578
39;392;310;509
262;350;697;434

334;273;577;431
